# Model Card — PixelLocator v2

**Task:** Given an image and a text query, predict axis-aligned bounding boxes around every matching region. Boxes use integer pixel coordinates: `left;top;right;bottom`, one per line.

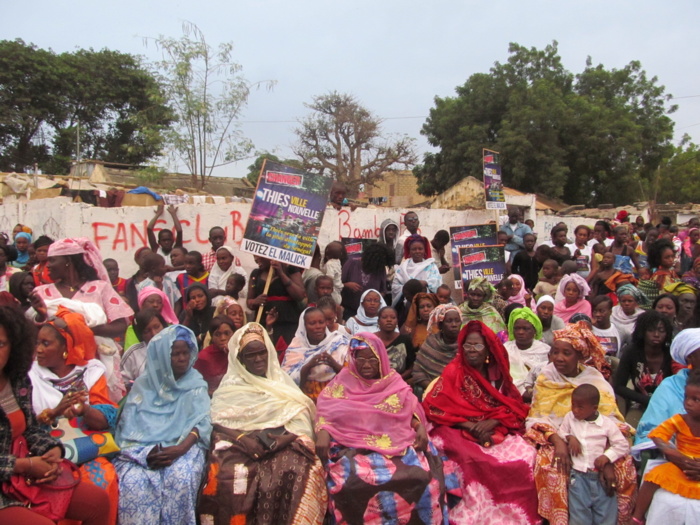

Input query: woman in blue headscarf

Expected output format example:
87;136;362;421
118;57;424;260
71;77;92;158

114;325;211;525
11;231;31;268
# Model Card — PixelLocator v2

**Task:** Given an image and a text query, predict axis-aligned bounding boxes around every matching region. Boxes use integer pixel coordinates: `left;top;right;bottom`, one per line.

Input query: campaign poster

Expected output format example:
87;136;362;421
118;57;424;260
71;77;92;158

483;148;506;210
241;160;333;269
459;245;507;300
341;237;377;258
450;224;498;289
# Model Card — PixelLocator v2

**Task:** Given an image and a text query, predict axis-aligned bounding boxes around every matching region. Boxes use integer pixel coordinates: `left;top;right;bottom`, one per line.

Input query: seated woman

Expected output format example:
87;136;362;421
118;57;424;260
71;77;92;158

315;332;458;524
194;315;237;395
525;321;637;525
611;284;646;351
553;273;592;323
0;304;110;525
412;304;462;391
537;295;565;346
8;270;34;313
374;305;414;375
345;288;385;335
401;291;439;349
664;281;698;332
459;277;506;334
29;308;120;524
423;320;539;524
504;307;550;401
282;307;349;401
614;310;680;427
121;308;169;388
179;283;215;349
391;234;441;307
199;322;327;524
114;325;211;525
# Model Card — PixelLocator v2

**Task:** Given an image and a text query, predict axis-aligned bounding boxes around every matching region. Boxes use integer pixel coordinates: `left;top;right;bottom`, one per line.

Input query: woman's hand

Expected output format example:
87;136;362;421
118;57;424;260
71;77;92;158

29;291;48;321
265;306;278;327
315;429;331;464
663;447;700;480
239;435;267;460
252;294;268;308
343;281;363;293
413;423;428;452
268;432;296;451
550;435;572;477
18;456;60;484
41;446;63;465
53;391;88;419
147;444;186;469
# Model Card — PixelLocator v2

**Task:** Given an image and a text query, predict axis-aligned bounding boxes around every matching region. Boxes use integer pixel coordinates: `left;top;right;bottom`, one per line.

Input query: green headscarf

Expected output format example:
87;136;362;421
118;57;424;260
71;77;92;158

616;283;647;305
467;277;496;303
507;307;543;341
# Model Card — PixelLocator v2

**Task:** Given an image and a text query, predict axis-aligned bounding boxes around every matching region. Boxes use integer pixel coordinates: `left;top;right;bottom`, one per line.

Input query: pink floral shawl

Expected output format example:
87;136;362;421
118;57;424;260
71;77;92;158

315;331;424;456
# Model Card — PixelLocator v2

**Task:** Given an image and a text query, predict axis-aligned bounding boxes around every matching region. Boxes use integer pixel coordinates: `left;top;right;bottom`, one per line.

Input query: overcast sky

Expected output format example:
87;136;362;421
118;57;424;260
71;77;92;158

3;1;699;179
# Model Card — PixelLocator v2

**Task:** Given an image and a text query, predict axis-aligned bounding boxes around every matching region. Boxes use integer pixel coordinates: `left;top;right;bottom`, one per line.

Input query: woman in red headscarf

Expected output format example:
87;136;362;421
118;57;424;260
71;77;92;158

28;308;120;524
422;320;539;524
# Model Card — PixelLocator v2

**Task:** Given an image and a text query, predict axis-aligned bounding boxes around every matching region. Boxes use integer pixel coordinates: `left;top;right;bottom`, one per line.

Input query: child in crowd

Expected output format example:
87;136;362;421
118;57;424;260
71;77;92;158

511;232;540;291
166;246;187;281
176;250;209;297
313;275;335;304
317;296;349;335
493;277;513;317
558;384;630;525
224;273;246;301
631;370;700;524
321;241;345;304
588;242;608;275
147;204;183;259
31;235;54;286
396;279;425;327
533;259;560;299
104;258;127;298
591;295;621;358
549;225;572;265
636;267;658;309
436;284;455;305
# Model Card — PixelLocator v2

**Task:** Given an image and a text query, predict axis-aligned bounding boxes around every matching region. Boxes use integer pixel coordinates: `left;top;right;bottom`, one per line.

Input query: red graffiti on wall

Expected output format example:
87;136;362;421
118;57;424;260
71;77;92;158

92;211;246;252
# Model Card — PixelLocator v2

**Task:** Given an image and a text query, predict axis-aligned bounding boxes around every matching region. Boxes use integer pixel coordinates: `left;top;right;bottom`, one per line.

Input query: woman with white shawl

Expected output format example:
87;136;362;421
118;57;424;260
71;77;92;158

198;323;327;525
345;288;387;335
282;307;349;401
391;234;442;307
207;245;247;307
611;283;646;352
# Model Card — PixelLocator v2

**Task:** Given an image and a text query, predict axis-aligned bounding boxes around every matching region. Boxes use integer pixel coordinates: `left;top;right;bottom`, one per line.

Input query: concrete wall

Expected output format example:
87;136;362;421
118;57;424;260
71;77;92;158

7;199;498;283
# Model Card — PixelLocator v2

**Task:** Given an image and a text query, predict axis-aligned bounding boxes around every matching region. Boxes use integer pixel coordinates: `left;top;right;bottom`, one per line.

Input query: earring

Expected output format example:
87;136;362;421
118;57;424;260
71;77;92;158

62;351;68;359
485;354;490;364
65;263;70;267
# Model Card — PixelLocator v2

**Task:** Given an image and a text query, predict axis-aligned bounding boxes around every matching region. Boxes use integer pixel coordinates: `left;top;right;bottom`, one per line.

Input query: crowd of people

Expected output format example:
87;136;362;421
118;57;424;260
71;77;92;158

1;205;700;524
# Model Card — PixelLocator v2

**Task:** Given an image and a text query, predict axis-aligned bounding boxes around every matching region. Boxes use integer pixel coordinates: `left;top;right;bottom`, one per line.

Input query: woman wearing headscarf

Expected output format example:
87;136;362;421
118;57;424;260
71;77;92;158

401;291;439;348
412;303;462;391
207;245;247;307
664;281;698;332
201;296;247;348
345;288;386;335
508;274;533;308
199;323;327;524
423;320;539;524
635;328;700;447
31;235;54;286
11;231;31;269
459;277;507;334
613;311;680;427
525;321;636;525
0;243;20;292
123;285;180;350
611;283;647;351
121;309;169;389
193;316;238;396
391;234;441;307
179;283;215;349
536;295;566;346
0;305;110;525
8;270;34;313
29;308;120;524
505;307;551;399
115;325;210;525
553;273;592;322
282;307;349;401
316;332;458;524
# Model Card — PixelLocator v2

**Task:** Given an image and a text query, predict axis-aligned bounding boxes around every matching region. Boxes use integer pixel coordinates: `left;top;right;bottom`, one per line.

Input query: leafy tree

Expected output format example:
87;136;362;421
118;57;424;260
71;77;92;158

414;42;676;205
293;92;418;196
0;39;173;174
655;137;700;204
150;23;274;189
246;152;302;186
